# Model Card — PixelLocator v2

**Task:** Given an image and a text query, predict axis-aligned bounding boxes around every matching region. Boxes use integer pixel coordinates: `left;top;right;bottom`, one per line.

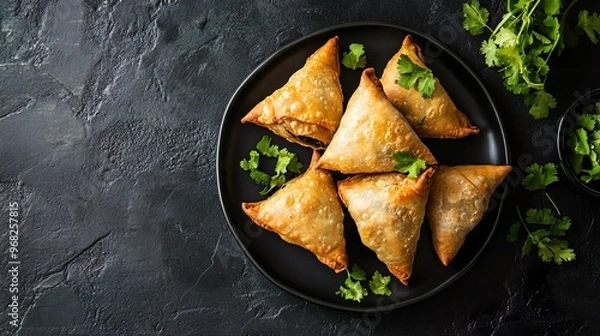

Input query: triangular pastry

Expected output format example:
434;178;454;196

380;35;479;139
241;151;348;273
426;165;511;266
337;167;436;285
241;36;343;150
317;68;436;174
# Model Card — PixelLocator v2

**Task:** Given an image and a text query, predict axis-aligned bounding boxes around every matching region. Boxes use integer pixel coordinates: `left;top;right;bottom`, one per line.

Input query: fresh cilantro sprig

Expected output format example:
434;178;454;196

522;163;561;215
336;264;393;302
240;136;303;196
396;54;436;98
336;264;369;302
341;43;367;70
507;207;575;264
462;0;564;119
507;162;576;265
392;151;427;179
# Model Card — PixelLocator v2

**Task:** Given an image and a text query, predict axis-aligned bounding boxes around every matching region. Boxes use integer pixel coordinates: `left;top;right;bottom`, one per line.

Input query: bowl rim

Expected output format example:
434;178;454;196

556;88;600;198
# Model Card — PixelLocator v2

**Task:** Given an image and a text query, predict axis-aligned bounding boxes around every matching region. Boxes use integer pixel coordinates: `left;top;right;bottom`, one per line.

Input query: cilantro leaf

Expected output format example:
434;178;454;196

392;151;427;178
369;271;392;296
573;128;591;155
349;264;367;281
342;43;367;70
537;239;576;264
240;150;260;171
541;0;561;16
577;10;600;44
506;221;521;243
396;54;436;99
577;114;597;131
527;90;557;120
525;208;556;225
480;39;499;66
256;135;279;157
462;0;490;35
336;268;369;302
494;27;519;48
551;216;572;236
522;163;559;191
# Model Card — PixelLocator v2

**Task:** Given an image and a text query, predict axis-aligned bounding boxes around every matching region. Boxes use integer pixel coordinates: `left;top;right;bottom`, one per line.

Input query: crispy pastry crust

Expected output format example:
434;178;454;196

241;36;343;150
241;151;348;273
426;165;511;266
337;167;436;285
380;35;479;139
317;68;436;174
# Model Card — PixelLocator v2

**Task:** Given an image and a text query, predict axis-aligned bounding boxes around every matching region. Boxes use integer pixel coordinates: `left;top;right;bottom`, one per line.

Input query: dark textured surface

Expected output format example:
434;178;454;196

0;0;599;335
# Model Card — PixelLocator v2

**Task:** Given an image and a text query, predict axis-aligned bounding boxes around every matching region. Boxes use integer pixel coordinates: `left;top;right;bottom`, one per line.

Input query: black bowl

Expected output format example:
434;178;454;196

557;88;600;198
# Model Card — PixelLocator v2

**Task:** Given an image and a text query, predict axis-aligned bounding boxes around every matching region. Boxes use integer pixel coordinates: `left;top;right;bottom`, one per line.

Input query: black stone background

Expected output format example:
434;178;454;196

1;0;599;335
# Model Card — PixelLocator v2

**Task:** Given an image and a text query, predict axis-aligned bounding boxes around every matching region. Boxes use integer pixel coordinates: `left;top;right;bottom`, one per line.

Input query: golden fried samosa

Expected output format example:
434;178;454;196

241;151;348;273
380;35;479;139
426;165;511;266
317;68;436;174
337;167;436;285
241;36;343;150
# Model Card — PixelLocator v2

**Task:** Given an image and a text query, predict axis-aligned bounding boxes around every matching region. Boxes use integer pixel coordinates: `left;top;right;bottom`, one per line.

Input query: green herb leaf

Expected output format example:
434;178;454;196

525;208;556;225
369;271;392;296
462;0;490;35
396;54;436;99
349;264;367;281
256;135;279;157
522;163;559;191
506;221;521;243
240;136;303;196
392;151;427;178
480;39;499;66
336;267;369;302
240;150;260;171
577;10;600;44
527;90;557;120
342;43;367;70
577;114;597;131
573;128;591;155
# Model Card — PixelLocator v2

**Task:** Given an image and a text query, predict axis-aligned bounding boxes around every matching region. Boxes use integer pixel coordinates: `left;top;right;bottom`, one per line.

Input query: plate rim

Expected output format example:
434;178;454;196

216;21;511;312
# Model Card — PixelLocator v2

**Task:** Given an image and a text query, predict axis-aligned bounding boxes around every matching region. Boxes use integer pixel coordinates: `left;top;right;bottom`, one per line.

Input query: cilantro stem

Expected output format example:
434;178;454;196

516;205;534;236
544;191;562;216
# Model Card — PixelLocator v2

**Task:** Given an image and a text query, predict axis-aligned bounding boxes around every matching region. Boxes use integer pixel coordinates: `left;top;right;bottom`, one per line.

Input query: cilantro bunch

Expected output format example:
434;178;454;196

566;102;600;183
463;0;565;119
336;264;392;302
239;136;303;196
507;163;576;264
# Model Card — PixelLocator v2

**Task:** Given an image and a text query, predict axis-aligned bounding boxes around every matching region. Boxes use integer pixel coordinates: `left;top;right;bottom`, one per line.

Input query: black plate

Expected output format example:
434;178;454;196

217;23;510;312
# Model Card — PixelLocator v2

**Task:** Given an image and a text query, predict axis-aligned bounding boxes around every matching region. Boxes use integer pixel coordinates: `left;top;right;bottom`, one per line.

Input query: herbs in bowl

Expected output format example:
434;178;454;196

557;90;600;197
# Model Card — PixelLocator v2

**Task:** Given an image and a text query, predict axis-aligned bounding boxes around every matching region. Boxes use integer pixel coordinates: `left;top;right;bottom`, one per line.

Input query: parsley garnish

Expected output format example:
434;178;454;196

396;54;436;99
239;136;303;196
341;43;367;70
507;163;576;265
392;151;427;178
